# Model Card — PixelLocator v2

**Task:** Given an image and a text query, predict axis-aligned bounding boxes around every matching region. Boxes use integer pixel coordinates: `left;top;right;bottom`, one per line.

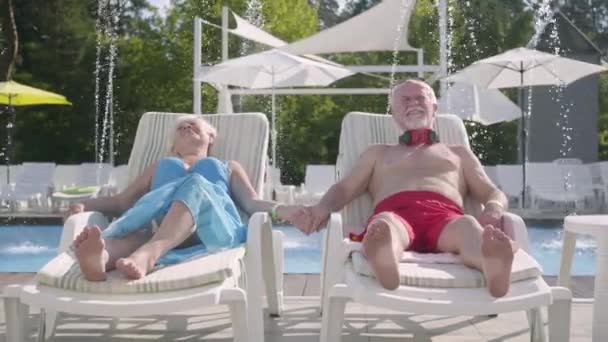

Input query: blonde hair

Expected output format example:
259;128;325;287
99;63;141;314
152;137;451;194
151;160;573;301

166;115;217;156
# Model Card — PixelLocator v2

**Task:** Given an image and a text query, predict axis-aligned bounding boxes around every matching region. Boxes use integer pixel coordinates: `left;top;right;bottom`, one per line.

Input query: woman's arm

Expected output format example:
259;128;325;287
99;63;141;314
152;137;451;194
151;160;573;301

228;161;282;215
75;163;157;217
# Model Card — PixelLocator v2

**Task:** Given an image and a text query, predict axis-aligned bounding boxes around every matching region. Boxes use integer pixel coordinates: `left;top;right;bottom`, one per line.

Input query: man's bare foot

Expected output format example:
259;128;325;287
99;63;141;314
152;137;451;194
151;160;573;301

74;226;108;281
362;223;400;290
116;251;155;280
481;226;514;297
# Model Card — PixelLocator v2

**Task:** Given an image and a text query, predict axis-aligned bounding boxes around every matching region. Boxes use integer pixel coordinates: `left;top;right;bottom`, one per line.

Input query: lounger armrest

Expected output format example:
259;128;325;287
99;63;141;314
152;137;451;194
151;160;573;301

320;212;352;309
502;212;530;253
245;212;283;315
59;211;110;253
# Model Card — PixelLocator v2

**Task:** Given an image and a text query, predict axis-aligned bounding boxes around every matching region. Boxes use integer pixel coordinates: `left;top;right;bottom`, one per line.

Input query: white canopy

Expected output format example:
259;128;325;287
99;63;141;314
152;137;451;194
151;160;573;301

281;0;417;55
438;83;520;125
230;11;286;48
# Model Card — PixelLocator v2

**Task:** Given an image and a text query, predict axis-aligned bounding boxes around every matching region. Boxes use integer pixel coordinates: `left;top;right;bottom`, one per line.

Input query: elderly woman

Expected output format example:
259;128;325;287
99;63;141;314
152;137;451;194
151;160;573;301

68;115;299;281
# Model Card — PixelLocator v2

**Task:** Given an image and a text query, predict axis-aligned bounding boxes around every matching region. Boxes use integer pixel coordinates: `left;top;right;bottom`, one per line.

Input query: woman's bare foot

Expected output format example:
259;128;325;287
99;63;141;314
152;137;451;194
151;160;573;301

362;222;401;290
74;226;108;281
72;226;90;249
116;251;155;280
481;226;514;297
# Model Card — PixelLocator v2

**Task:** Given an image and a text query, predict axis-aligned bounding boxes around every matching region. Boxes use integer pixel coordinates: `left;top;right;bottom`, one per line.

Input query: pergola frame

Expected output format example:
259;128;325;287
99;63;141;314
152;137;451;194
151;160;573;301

192;0;449;113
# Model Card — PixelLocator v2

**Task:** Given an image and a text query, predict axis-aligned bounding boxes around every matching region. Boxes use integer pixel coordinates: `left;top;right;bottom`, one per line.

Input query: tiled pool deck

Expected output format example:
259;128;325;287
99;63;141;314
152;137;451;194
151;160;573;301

0;273;594;341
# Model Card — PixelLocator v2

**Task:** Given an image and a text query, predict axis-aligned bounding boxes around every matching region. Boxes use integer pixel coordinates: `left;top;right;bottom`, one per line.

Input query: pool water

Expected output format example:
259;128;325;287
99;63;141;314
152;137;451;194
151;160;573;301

0;224;597;276
0;225;62;272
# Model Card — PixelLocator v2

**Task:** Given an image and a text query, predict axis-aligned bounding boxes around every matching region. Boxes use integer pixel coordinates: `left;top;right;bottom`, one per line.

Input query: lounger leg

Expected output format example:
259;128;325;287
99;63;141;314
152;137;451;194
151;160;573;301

4;297;30;342
558;230;577;289
262;230;284;317
221;288;253;342
320;286;349;342
527;308;547;342
36;309;46;342
548;287;572;342
271;230;284;315
41;310;59;340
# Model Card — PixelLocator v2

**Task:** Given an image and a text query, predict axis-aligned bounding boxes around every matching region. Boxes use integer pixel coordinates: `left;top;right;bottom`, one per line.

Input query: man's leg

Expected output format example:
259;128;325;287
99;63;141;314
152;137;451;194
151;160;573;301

116;201;196;279
361;212;410;290
436;215;514;297
73;226;149;281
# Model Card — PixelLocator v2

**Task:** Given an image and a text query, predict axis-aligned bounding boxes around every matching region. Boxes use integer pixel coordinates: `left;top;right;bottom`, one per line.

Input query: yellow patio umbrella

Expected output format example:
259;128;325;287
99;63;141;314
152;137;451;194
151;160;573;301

0;80;72;183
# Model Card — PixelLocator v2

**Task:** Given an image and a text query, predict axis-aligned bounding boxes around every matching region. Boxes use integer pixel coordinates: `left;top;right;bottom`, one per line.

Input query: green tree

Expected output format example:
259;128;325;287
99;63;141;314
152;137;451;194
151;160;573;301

314;0;341;29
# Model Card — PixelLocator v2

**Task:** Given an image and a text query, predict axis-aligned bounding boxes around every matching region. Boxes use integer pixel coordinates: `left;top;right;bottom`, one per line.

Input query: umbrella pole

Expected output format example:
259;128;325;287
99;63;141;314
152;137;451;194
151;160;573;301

271;71;277;169
519;88;526;208
5;97;14;185
519;64;526;209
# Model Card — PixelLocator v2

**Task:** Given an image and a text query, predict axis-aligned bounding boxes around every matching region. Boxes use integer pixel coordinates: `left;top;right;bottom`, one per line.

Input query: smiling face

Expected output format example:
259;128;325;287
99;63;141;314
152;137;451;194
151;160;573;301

390;80;438;131
169;116;216;157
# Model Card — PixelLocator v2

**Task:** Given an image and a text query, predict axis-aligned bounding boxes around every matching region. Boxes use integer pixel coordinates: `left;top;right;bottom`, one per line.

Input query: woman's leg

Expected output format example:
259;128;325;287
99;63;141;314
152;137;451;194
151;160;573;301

116;201;196;279
74;227;150;281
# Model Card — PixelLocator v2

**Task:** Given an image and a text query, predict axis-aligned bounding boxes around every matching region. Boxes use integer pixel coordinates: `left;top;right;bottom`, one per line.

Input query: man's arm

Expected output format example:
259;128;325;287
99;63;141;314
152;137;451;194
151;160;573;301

302;144;383;233
455;146;507;226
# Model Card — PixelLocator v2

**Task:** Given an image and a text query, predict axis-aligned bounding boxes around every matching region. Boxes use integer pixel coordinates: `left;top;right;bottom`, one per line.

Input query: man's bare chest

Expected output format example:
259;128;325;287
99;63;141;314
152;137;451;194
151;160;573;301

378;145;460;175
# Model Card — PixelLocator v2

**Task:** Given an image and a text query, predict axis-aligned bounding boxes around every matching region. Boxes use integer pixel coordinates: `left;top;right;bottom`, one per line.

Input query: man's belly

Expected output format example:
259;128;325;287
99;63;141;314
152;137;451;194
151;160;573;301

370;182;464;209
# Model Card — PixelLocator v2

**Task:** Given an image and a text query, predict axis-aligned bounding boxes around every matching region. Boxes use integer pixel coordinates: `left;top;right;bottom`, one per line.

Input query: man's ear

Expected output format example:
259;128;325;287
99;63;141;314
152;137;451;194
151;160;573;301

433;103;438;113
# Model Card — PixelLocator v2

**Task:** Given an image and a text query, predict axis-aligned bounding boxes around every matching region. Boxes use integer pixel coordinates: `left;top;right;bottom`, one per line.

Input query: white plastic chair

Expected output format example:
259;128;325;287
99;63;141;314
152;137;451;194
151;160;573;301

319;112;572;342
0;162;56;211
107;164;129;195
528;162;602;212
302;164;336;204
3;112;284;342
495;164;525;209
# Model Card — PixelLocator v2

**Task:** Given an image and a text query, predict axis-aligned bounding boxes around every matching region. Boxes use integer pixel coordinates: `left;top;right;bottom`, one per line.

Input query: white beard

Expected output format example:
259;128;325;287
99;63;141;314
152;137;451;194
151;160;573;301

405;116;430;130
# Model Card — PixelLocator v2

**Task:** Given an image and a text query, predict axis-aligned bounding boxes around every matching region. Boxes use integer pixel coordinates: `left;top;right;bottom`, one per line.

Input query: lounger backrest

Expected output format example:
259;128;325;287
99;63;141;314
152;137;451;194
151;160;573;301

79;163;113;186
16;162;56;184
304;164;336;194
495;165;523;198
528;162;594;198
53;165;81;190
127;112;269;197
337;112;482;233
108;164;129;192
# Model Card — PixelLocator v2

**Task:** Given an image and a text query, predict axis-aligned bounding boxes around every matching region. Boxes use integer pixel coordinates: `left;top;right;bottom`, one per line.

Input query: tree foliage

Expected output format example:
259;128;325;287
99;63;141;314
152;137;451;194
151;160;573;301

0;0;606;185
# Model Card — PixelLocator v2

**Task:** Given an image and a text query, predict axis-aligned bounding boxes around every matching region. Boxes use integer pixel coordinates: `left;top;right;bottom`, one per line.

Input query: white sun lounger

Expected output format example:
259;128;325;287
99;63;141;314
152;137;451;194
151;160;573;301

495;164;525;209
300;164;336;204
319;112;572;342
3;112;284;342
0;162;56;211
527;162;603;212
52;163;114;203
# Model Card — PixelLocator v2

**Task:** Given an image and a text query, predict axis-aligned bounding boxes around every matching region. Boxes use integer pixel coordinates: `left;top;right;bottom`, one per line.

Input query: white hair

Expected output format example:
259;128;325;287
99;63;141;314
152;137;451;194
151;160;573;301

391;79;438;106
166;115;217;156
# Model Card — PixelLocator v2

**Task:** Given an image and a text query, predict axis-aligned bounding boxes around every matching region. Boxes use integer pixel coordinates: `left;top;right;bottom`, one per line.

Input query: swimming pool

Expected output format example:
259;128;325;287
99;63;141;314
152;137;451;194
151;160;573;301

0;223;597;275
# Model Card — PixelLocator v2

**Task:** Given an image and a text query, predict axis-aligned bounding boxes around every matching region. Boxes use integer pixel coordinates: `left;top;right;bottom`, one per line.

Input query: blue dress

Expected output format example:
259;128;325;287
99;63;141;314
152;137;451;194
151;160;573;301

101;157;247;265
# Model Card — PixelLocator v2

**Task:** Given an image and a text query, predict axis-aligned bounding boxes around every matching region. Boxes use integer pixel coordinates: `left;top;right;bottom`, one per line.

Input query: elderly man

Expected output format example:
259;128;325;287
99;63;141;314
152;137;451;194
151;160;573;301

284;79;514;297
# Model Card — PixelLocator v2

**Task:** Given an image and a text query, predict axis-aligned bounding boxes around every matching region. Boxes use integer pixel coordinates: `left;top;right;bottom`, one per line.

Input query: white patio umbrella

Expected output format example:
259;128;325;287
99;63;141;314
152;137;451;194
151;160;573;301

445;47;608;207
201;49;354;167
437;82;520;125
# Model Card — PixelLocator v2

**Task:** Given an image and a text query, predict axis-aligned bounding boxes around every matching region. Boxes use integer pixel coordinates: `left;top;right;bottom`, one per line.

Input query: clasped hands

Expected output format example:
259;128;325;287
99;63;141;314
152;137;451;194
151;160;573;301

276;204;331;235
279;202;504;236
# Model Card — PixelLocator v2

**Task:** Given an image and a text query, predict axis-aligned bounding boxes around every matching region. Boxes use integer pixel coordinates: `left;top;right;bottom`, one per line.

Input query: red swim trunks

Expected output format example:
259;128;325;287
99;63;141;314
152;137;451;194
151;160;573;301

349;191;464;253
